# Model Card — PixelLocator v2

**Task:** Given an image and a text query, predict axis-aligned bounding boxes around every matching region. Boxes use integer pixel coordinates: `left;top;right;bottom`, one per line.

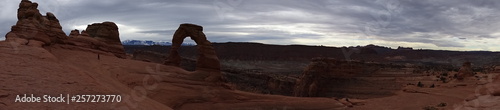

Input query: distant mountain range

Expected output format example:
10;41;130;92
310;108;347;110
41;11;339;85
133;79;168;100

122;40;193;46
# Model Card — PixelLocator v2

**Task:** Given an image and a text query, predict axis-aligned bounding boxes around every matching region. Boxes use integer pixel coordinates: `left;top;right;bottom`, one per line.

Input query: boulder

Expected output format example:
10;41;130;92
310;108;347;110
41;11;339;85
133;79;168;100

164;23;221;82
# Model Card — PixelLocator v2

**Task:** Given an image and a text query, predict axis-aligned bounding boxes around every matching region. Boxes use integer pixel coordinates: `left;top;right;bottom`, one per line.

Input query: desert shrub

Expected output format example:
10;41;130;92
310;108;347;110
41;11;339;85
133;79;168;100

423;106;438;110
437;102;447;107
441;72;448;76
417;81;424;87
440;77;447;83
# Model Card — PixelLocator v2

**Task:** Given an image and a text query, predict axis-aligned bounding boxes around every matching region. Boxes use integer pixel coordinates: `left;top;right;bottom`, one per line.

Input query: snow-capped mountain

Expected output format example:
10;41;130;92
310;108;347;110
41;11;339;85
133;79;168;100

122;40;193;46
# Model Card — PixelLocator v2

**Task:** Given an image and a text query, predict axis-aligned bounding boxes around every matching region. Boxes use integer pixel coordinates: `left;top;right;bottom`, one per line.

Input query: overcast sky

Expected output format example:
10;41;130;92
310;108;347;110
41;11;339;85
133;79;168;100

1;0;500;51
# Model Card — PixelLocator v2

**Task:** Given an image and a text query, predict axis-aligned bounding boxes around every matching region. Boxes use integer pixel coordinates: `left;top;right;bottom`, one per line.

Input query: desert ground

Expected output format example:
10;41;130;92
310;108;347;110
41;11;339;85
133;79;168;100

1;0;500;110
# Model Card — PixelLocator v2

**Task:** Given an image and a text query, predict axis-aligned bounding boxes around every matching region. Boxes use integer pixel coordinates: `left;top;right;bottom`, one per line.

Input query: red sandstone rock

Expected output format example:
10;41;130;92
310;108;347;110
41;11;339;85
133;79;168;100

457;62;474;80
6;0;126;58
85;22;126;58
65;22;126;58
454;73;500;109
85;22;121;43
6;0;67;45
164;23;222;82
68;29;80;37
80;30;90;37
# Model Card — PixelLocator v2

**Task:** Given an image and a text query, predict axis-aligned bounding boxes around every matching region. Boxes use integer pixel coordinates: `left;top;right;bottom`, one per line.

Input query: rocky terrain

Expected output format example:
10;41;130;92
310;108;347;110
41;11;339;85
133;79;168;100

126;35;500;110
1;0;500;110
127;43;500;96
0;1;348;109
125;42;500;110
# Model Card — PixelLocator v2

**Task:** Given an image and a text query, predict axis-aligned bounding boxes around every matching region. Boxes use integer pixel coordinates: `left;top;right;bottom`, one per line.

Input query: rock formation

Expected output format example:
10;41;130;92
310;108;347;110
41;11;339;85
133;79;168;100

80;30;90;37
85;22;121;43
0;1;350;109
5;0;67;46
68;29;79;37
454;75;500;109
294;58;400;98
457;62;474;80
164;23;221;82
294;58;367;97
64;22;126;58
4;0;126;59
85;22;126;58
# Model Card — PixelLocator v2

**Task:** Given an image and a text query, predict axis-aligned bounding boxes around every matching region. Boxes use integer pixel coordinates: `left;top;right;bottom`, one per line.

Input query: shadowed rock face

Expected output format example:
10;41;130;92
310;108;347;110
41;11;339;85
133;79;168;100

164;23;221;82
294;58;401;98
85;22;126;58
80;30;90;37
64;22;126;58
86;22;121;44
294;58;364;97
6;0;67;46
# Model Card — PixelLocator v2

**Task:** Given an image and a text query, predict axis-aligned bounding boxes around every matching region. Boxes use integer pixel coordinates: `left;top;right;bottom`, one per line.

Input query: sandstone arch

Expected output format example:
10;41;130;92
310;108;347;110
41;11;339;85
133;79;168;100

164;23;221;82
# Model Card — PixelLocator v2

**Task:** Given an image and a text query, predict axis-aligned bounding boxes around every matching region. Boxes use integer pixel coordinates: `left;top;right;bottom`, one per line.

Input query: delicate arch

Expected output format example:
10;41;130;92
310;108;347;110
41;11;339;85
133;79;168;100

164;23;221;72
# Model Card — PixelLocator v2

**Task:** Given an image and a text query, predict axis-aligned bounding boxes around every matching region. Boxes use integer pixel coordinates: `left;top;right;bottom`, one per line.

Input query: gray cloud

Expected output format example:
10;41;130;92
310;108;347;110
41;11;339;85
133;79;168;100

137;30;176;35
1;0;500;51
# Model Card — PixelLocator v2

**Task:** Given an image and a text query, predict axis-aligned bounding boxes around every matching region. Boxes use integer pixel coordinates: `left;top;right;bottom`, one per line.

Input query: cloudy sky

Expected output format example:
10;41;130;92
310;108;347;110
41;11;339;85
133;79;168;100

1;0;500;51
